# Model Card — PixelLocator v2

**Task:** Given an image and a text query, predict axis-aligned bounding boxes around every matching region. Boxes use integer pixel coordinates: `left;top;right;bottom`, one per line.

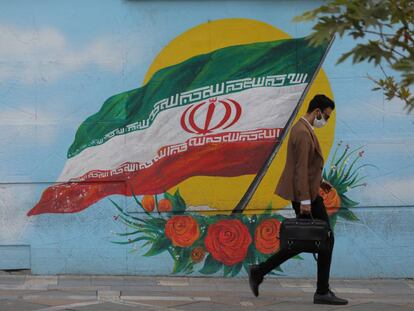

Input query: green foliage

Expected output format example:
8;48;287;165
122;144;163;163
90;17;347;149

294;0;414;112
165;189;187;213
200;254;223;275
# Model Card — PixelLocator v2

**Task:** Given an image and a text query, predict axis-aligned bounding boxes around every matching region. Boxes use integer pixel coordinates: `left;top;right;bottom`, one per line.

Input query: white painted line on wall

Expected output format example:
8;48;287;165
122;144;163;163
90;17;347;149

406;282;414;290
112;298;184;311
193;297;211;301
157;280;189;286
279;281;314;288
97;290;121;298
301;287;316;293
122;295;211;302
24;294;96;300
240;301;254;306
332;287;374;294
34;301;102;311
0;276;58;290
301;287;373;294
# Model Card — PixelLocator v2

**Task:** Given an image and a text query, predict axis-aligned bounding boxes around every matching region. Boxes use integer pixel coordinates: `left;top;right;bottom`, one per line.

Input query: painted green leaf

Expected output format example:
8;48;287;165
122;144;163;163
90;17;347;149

329;214;338;229
143;237;170;257
111;236;153;245
272;214;285;222
174;189;187;212
147;217;167;228
243;262;250;273
183;262;194;274
223;265;232;277
231;263;243;277
337;208;359;221
204;216;220;225
165;191;186;213
173;257;188;274
116;230;141;236
340;195;359;208
199;254;223;275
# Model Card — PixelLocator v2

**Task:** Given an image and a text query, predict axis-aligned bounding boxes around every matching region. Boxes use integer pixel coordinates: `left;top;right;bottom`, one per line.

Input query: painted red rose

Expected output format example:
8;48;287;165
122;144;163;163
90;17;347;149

165;216;199;247
205;219;252;266
255;218;281;254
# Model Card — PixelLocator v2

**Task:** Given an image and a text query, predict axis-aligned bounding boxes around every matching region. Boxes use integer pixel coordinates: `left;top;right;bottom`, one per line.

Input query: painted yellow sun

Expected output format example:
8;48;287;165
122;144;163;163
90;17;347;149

144;18;335;213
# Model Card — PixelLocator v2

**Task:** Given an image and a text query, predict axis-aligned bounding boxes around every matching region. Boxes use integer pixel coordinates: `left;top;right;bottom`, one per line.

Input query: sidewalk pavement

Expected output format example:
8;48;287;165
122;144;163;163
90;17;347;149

1;272;414;311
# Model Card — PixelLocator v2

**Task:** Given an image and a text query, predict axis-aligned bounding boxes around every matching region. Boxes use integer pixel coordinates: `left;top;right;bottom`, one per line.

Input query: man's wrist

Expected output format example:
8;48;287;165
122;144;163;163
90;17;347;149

300;199;311;205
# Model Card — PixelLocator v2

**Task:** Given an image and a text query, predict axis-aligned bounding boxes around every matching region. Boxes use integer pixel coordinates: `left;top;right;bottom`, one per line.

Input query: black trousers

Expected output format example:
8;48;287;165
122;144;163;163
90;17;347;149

257;195;334;294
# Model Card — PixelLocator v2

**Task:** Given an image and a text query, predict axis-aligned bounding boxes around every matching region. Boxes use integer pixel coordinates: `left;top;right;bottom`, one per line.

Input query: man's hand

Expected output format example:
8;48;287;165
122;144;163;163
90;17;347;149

300;204;311;215
320;179;333;193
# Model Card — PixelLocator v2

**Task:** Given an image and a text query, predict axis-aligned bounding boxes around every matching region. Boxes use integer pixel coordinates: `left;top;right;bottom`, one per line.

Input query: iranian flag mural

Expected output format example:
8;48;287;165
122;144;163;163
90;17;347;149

28;37;329;216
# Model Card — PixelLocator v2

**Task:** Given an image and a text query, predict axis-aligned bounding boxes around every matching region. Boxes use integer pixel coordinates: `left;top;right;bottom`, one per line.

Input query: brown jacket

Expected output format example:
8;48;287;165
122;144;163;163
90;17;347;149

275;118;324;202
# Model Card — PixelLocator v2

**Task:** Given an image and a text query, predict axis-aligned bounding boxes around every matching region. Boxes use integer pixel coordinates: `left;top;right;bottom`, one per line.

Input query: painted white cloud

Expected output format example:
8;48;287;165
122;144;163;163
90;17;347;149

0;185;34;242
186;205;217;212
0;106;60;144
0;23;136;84
0;106;57;125
379;177;414;206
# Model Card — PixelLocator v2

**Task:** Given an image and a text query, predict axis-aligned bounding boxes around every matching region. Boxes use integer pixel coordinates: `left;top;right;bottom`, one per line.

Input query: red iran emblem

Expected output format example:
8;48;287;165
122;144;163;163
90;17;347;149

180;98;242;135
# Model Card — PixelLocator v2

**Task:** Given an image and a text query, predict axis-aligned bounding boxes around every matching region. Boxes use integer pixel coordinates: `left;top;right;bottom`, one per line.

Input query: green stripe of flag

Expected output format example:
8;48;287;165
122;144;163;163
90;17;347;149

68;37;328;158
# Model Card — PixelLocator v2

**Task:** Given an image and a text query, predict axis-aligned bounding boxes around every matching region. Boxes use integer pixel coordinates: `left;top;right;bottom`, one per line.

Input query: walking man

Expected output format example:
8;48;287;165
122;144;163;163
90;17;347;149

248;94;348;305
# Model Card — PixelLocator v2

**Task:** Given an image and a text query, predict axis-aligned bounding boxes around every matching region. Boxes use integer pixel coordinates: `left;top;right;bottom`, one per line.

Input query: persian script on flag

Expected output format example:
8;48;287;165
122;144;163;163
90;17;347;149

28;37;329;216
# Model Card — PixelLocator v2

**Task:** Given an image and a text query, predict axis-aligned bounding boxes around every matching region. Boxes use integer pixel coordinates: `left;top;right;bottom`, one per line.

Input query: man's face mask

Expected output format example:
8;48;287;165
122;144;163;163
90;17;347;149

313;110;327;128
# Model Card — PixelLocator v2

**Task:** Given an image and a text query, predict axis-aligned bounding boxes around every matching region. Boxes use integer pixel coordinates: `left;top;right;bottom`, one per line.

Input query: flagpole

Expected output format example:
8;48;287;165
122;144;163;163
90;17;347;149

231;36;335;214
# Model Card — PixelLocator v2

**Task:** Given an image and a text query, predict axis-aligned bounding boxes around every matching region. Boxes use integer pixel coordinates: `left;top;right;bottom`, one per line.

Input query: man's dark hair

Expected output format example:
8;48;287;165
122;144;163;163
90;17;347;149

307;94;335;113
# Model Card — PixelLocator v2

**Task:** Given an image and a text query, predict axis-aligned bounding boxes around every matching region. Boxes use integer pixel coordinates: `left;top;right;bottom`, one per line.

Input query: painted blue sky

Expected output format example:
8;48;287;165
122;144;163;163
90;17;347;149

0;0;413;225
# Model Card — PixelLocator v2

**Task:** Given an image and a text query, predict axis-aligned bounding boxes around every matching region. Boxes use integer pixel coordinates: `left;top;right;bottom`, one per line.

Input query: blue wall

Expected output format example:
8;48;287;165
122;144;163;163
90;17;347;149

0;0;413;278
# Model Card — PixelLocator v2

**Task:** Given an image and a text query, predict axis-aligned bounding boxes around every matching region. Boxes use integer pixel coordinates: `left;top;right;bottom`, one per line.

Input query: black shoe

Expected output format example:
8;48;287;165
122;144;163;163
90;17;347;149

248;265;263;297
314;289;348;305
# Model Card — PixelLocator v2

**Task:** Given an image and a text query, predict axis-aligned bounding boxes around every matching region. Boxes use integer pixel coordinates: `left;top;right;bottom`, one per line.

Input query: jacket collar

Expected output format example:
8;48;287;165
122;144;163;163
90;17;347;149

299;118;324;159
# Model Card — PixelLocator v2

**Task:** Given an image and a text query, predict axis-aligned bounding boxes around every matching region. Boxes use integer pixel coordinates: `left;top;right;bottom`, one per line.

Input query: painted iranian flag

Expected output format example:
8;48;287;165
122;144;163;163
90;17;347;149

28;37;329;216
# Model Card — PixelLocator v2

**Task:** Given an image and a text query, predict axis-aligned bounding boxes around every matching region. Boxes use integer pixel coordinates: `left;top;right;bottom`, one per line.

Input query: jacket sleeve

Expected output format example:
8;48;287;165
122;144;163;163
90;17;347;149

293;131;312;201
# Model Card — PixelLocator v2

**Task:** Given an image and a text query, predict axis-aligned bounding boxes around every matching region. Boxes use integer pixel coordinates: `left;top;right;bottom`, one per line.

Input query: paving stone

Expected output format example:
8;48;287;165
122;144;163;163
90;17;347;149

90;276;126;286
22;289;97;299
23;298;88;307
122;298;200;308
0;275;26;284
48;285;111;291
1;276;414;310
333;287;374;294
262;300;337;311
57;277;92;287
279;279;315;288
339;302;414;311
0;299;48;311
98;290;120;299
69;301;150;310
178;301;256;311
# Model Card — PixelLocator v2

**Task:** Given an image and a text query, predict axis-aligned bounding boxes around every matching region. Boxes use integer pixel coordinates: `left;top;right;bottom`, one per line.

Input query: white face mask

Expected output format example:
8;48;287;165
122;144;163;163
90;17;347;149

313;112;327;128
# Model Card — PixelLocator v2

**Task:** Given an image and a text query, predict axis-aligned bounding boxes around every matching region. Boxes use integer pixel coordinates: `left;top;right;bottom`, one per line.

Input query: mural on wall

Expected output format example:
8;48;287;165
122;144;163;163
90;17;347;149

110;141;369;276
24;18;371;275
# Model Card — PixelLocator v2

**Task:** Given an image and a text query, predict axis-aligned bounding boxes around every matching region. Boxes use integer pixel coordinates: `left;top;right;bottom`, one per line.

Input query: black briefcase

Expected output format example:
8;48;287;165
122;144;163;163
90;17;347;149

280;216;330;254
